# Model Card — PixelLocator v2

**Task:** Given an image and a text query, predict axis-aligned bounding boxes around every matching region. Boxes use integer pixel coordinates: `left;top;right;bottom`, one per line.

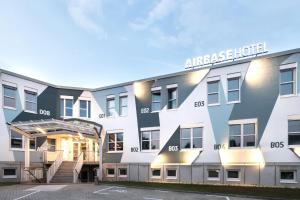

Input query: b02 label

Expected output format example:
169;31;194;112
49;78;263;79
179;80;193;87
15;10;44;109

131;147;139;152
270;142;284;148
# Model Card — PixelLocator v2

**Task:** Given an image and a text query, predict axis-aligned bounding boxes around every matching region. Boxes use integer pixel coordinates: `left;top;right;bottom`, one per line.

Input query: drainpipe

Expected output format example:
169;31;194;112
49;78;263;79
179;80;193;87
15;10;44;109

94;126;103;182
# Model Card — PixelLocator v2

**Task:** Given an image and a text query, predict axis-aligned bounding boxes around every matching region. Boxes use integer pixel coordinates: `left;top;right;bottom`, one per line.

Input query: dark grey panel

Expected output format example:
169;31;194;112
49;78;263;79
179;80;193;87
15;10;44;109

230;55;289;142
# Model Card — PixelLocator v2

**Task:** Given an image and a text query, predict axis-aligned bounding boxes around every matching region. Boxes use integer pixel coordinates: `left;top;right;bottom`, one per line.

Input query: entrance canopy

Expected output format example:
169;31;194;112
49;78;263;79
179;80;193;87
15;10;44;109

8;118;102;139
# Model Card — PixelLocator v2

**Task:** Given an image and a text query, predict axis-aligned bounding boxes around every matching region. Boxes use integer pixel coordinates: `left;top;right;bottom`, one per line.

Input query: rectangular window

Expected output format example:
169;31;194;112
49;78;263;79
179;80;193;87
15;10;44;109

227;170;240;181
151;90;161;112
79;100;91;118
3;85;16;109
280;170;296;183
47;138;56;152
280;67;296;96
207;80;220;105
24;90;37;113
30;138;36;150
106;98;115;117
166;169;177;179
60;98;73;117
119;96;128;116
108;132;123;152
107;168;115;177
180;127;203;149
227;77;240;103
3;168;17;178
167;87;177;109
141;130;160;151
208;169;220;180
10;130;23;149
118;168;127;177
229;123;256;148
288;120;300;146
152;169;161;177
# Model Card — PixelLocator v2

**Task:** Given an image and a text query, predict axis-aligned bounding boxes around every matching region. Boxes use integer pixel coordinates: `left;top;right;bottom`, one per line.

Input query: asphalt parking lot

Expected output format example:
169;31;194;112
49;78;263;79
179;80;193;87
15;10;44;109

0;184;262;200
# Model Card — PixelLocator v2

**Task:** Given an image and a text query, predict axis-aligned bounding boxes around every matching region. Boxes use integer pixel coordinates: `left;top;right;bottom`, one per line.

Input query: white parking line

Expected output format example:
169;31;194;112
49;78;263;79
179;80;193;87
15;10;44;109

143;197;163;200
93;186;115;194
13;190;40;200
206;194;230;200
155;190;169;193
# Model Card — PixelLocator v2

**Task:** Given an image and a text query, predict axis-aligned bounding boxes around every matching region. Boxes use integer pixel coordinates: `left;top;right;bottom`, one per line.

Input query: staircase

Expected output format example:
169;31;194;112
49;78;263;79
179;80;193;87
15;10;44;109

50;161;75;183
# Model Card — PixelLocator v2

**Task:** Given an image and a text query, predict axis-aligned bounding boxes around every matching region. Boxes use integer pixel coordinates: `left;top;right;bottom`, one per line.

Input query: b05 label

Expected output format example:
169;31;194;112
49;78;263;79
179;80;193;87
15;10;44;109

270;142;284;148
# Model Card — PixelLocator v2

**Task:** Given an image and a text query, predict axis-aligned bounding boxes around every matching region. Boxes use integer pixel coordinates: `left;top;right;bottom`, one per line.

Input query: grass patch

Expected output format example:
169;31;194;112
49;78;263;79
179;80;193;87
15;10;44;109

0;182;17;187
101;181;300;200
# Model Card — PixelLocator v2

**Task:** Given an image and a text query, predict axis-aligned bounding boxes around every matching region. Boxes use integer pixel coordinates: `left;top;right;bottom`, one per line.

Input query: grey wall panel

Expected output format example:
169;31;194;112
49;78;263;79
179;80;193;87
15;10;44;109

191;165;204;184
260;165;275;186
179;165;192;184
129;164;139;181
244;166;259;186
230;55;289;142
138;164;149;182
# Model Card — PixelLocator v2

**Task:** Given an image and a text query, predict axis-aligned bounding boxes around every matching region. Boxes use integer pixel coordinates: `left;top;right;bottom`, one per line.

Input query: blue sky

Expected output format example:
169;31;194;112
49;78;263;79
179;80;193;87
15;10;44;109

0;0;299;88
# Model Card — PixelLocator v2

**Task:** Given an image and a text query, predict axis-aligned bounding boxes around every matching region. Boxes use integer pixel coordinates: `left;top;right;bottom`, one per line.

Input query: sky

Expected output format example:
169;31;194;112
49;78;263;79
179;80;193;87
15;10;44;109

0;0;299;88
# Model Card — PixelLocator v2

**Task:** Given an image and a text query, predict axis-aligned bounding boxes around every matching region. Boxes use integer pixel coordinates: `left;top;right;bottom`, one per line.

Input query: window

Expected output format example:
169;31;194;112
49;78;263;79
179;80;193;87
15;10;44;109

180;127;203;149
30;138;36;150
119;96;128;116
227;170;240;181
10;130;23;149
152;169;161;177
107;168;115;177
167;87;177;109
166;169;177;179
227;77;240;103
208;169;220;180
106;98;115;117
108;132;123;152
79;100;91;118
24;90;37;113
288;120;300;146
141;130;160;150
280;170;296;183
280;67;296;96
3;168;17;178
118;168;127;177
60;98;73;117
3;85;16;109
151;90;161;112
47;138;56;152
229;123;256;148
207;80;220;105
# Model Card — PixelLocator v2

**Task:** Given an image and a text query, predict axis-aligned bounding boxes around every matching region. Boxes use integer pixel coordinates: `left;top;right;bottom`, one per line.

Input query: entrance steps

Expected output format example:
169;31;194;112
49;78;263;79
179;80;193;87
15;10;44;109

50;161;75;183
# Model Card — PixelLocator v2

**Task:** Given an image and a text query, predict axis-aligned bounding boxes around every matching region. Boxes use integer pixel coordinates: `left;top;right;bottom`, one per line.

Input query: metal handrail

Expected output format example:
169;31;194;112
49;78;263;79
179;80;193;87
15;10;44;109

24;167;42;183
73;151;84;183
46;150;64;183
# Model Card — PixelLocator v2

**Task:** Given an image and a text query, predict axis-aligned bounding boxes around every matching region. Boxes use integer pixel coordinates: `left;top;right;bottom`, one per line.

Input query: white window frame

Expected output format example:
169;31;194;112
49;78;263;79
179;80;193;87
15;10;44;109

207;77;220;106
207;169;220;181
2;168;17;179
227;74;241;104
141;128;160;151
60;96;73;118
151;89;161;112
167;85;178;110
106;168;115;177
288;115;300;147
10;130;23;151
106;96;116;117
24;90;37;114
226;169;241;181
107;132;123;152
118;168;128;177
180;126;203;150
279;63;297;97
47;138;56;152
119;95;128;116
151;168;161;179
79;99;91;118
280;170;297;183
3;84;17;110
228;119;257;149
166;168;177;179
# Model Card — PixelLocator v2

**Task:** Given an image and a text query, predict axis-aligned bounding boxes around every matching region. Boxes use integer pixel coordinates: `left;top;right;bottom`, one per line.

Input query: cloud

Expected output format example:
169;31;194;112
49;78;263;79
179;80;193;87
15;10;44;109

129;0;177;30
67;0;107;38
